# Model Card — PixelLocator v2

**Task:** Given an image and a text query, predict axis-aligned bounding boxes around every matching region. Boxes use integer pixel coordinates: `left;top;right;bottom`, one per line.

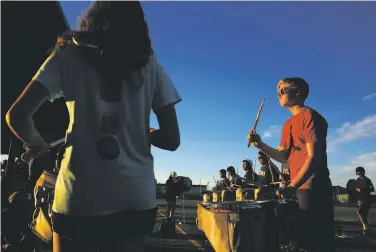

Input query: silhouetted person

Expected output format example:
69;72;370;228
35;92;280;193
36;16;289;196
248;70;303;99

257;151;279;187
355;166;374;235
6;2;181;251
165;172;179;219
227;166;242;188
215;169;231;190
242;159;257;183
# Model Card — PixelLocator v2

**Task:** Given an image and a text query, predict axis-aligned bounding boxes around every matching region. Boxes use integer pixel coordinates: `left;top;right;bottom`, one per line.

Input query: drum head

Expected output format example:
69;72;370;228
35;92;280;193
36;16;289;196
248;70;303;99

174;176;192;192
346;179;357;194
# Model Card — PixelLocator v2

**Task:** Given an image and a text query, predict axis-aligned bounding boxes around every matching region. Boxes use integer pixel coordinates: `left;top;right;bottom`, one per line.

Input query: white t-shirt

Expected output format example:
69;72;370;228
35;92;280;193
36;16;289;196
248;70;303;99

32;47;181;216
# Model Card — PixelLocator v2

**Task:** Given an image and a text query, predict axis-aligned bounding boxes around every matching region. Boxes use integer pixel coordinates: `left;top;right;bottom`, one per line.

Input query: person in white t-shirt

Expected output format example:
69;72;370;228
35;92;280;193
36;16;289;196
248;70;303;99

5;1;181;251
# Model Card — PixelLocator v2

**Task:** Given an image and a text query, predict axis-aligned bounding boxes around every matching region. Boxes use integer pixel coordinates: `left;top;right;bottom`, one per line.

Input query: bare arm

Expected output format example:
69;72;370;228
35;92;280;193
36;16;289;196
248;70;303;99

258;141;289;163
6;80;50;148
150;103;180;151
248;125;290;163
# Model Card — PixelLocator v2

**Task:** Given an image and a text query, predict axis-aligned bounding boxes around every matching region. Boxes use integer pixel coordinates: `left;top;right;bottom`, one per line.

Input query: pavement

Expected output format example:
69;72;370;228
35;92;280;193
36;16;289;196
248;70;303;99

145;199;376;252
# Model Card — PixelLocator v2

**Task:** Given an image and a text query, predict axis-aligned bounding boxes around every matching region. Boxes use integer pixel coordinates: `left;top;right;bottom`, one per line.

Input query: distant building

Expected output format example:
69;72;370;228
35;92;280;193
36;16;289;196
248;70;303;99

332;185;347;195
332;185;376;204
332;185;350;204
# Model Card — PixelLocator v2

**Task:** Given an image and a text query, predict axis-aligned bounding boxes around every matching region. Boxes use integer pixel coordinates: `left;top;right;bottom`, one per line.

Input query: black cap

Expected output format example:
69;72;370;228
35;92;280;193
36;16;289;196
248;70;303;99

356;166;365;174
226;166;235;173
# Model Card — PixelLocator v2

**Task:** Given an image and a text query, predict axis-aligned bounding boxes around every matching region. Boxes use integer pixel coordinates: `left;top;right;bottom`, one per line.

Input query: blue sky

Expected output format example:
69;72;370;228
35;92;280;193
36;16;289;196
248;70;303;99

60;1;376;187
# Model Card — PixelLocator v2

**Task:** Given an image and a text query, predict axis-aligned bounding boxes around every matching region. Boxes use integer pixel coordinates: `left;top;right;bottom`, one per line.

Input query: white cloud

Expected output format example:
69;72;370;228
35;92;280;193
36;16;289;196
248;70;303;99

342;152;376;172
262;125;281;138
328;114;376;149
362;92;376;101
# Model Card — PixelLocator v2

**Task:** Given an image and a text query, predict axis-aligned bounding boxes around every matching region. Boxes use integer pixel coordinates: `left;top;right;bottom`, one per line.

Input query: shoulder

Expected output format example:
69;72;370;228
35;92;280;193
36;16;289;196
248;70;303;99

282;118;293;131
283;117;293;126
300;107;328;129
144;54;159;72
41;45;76;70
303;107;327;123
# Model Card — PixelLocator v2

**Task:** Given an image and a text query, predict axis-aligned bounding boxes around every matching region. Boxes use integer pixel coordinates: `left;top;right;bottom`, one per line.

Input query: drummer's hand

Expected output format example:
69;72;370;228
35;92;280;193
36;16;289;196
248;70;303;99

281;180;290;188
247;130;262;148
150;128;158;133
279;185;297;198
281;181;287;188
356;188;361;193
23;143;31;152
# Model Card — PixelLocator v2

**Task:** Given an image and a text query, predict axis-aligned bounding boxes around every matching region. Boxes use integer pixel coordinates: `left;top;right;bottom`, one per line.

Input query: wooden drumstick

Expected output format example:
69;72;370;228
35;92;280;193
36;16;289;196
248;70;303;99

247;98;265;147
21;138;65;162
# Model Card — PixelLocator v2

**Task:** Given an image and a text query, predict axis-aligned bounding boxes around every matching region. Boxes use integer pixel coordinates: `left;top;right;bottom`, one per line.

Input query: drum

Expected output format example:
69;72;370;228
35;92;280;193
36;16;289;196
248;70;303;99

236;188;255;201
255;187;277;201
236;188;244;201
275;198;298;245
346;179;357;194
238;200;279;252
174;176;193;193
30;170;57;244
274;198;298;218
209;202;233;212
221;190;236;202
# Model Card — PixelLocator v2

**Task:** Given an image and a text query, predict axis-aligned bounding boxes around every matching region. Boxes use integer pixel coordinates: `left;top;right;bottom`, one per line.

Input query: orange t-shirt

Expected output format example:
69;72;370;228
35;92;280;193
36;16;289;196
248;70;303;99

280;107;330;190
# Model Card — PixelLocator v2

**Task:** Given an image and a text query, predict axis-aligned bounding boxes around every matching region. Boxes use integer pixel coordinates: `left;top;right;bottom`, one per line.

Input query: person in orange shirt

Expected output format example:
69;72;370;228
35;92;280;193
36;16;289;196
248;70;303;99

248;78;334;252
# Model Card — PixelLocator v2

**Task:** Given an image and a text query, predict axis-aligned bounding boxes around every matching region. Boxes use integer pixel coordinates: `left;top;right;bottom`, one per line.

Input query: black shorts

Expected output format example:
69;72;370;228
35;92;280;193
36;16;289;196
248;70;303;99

51;207;157;247
291;188;334;251
357;200;371;215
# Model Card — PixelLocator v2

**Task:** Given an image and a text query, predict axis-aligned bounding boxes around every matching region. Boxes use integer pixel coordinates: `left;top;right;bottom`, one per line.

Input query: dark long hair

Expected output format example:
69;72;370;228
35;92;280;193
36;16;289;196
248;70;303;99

56;1;153;98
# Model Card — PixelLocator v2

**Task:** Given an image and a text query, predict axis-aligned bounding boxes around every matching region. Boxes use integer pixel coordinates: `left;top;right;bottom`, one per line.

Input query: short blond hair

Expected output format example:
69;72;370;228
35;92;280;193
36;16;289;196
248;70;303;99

277;77;309;100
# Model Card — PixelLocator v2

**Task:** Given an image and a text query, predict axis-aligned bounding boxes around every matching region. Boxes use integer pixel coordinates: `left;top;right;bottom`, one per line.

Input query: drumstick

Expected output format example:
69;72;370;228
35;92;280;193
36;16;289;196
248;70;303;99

247;98;265;147
21;138;65;162
254;160;257;173
238;177;267;188
267;158;285;182
213;176;217;187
